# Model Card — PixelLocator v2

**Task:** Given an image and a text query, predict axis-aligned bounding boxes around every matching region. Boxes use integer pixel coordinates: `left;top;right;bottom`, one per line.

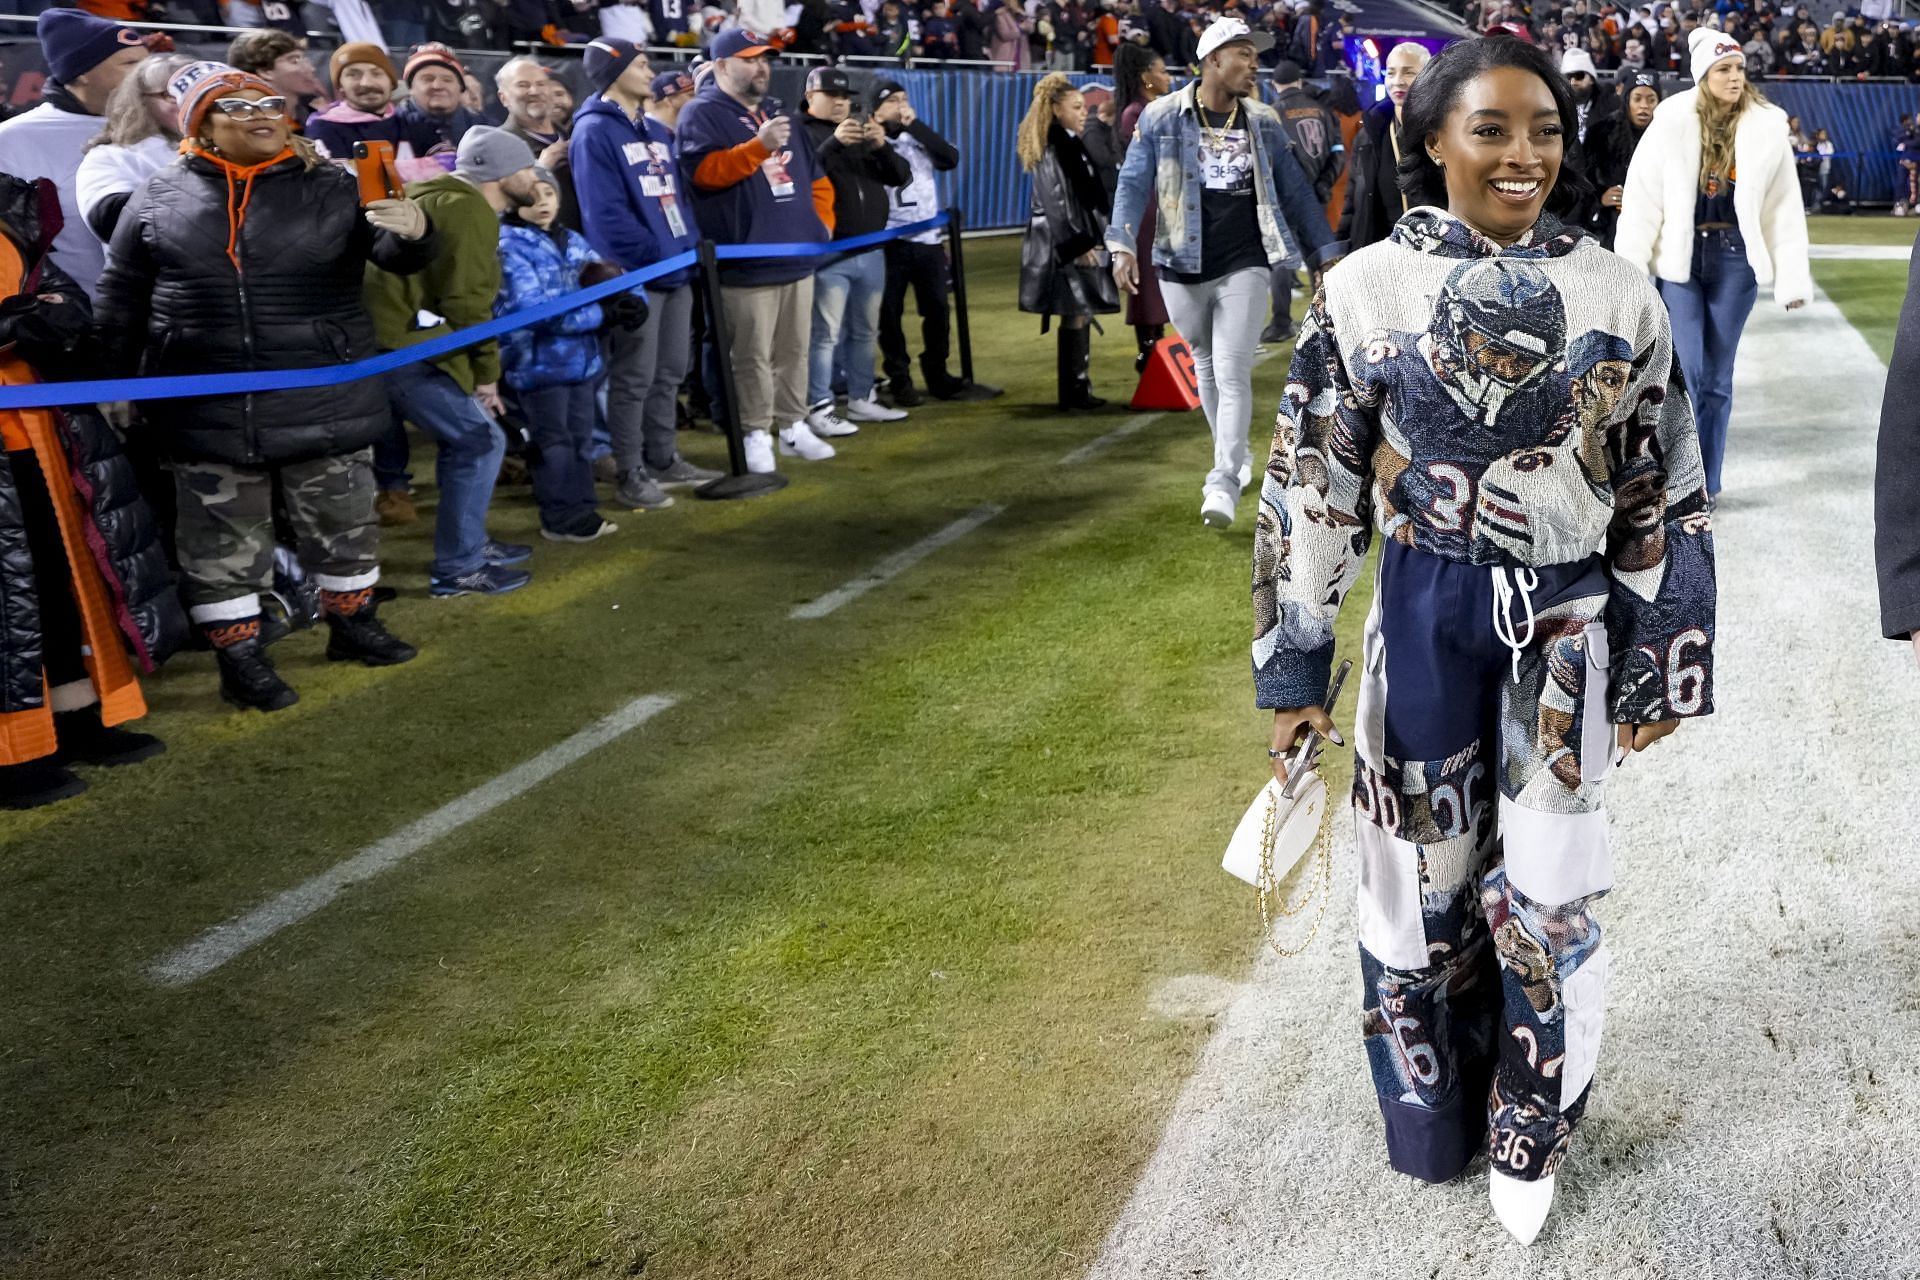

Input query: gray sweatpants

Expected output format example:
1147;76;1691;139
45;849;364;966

606;284;695;475
720;277;814;437
1161;265;1269;497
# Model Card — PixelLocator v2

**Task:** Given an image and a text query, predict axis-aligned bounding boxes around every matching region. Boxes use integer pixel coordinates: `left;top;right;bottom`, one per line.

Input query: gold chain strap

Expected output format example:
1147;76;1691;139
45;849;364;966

1254;777;1334;959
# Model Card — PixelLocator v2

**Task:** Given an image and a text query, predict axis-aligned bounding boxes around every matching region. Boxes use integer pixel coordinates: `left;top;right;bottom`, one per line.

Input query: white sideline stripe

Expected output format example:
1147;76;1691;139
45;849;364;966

148;693;680;988
790;504;1006;620
1059;411;1163;465
1808;243;1911;260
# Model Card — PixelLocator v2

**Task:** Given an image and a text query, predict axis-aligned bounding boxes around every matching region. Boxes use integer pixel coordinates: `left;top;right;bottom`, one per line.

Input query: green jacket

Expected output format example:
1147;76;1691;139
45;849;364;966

364;174;502;392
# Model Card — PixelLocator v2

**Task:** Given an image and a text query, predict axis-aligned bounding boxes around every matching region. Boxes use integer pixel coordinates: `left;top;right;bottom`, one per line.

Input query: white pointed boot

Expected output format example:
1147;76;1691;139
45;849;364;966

1488;1170;1556;1246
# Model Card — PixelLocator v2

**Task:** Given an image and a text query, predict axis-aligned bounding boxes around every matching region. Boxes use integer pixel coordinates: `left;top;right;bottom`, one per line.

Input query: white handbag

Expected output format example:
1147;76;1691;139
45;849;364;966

1220;768;1333;958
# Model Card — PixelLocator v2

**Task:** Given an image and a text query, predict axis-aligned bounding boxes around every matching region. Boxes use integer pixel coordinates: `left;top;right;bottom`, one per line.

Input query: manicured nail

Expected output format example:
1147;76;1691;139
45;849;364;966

1330;729;1346;746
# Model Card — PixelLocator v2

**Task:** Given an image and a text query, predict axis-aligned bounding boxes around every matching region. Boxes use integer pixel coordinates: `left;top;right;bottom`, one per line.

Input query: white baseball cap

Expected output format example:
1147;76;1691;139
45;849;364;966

1195;16;1276;61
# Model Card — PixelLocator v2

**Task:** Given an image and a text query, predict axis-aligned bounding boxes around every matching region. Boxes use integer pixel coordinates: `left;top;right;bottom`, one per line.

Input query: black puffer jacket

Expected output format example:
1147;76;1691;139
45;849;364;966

0;175;187;714
95;148;438;466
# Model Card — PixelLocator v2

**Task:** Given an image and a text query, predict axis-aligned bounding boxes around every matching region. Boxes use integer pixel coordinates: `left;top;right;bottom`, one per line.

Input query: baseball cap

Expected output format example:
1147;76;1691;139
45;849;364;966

869;77;906;111
711;28;775;60
652;68;695;99
1194;16;1275;61
806;65;854;95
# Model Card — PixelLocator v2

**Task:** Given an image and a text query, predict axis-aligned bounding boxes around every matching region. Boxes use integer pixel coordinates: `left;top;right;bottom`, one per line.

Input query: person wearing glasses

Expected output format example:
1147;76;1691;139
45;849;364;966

96;62;437;712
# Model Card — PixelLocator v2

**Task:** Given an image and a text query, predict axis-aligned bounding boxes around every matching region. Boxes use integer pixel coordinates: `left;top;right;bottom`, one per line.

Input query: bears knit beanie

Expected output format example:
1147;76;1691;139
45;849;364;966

330;41;399;90
37;7;144;86
169;59;277;139
1689;26;1743;82
402;41;466;87
452;125;535;184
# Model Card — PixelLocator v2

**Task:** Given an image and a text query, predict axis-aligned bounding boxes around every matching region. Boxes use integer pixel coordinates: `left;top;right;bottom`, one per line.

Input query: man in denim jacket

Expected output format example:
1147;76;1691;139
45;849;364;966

1108;16;1343;530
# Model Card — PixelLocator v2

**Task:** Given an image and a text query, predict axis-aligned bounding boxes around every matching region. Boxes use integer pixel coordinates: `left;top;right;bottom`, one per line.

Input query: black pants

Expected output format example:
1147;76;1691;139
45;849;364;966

879;239;954;390
7;448;87;689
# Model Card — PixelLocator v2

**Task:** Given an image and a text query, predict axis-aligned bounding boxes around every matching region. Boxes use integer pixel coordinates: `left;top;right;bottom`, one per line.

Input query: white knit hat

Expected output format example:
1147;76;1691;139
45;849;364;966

1561;48;1598;76
1689;26;1743;82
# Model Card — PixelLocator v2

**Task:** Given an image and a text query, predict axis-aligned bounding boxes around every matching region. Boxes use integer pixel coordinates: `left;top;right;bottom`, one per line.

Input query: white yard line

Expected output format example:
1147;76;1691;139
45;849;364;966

149;693;680;988
789;503;1007;620
1059;410;1167;466
1808;243;1912;260
1085;288;1920;1277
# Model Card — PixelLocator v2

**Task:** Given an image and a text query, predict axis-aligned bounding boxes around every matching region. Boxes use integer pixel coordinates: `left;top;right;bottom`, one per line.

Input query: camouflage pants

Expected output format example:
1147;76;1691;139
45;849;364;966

174;449;379;621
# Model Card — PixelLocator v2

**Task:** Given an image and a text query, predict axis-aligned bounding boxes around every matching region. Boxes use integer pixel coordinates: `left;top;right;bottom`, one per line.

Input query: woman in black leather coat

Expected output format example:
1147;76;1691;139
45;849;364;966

1017;72;1121;410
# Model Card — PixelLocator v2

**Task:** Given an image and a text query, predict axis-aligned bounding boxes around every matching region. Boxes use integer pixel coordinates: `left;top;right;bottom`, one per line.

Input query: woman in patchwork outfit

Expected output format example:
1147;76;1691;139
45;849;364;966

1250;38;1717;1244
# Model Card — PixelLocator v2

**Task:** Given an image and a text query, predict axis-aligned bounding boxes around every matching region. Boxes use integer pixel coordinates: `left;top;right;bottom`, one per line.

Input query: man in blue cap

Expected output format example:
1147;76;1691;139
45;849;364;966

572;36;722;510
0;8;148;297
677;29;837;475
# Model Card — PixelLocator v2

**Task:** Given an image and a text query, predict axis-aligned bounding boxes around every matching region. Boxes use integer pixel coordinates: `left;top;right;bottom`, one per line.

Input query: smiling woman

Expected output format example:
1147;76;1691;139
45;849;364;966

1253;34;1718;1251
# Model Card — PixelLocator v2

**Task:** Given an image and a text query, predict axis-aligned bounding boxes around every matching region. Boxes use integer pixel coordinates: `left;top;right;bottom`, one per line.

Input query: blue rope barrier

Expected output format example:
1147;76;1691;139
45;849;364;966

0;212;952;411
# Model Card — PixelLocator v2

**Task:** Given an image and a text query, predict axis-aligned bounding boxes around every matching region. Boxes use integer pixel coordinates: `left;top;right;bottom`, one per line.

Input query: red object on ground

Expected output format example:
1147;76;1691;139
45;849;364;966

1130;336;1201;411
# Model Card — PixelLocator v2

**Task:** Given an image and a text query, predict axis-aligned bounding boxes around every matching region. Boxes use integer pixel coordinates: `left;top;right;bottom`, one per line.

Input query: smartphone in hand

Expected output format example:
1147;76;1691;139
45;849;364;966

352;140;404;206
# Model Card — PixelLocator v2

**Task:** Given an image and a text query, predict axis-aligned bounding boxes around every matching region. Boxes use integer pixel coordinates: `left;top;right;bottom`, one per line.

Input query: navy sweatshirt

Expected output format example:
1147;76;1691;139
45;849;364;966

677;84;831;286
570;95;699;291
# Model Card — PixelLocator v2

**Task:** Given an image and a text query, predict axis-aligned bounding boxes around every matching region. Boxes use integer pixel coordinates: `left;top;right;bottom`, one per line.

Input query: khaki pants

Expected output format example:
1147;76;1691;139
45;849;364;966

720;277;814;435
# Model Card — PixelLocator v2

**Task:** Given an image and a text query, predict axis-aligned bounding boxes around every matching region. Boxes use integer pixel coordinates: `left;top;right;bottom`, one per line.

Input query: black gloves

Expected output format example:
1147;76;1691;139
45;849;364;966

0;291;99;379
604;291;649;333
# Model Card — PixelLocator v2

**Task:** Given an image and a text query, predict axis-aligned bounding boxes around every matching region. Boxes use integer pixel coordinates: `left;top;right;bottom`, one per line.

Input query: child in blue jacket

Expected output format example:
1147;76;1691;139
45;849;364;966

496;167;645;542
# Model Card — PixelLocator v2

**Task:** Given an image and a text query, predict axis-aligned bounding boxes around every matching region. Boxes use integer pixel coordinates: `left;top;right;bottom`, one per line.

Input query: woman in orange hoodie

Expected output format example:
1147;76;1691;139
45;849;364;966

0;173;186;809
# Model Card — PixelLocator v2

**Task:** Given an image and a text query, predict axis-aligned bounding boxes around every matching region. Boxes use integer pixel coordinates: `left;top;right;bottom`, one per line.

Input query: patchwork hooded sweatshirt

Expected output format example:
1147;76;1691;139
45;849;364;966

1251;208;1717;727
569;94;698;291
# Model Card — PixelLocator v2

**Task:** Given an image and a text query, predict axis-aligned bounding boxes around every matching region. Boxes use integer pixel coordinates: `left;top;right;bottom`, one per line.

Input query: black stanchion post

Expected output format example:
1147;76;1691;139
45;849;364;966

945;206;976;386
694;239;788;501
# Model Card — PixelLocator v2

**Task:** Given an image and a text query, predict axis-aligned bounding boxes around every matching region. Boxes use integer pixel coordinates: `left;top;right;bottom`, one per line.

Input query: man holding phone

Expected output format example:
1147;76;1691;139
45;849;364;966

800;66;912;439
677;29;838;473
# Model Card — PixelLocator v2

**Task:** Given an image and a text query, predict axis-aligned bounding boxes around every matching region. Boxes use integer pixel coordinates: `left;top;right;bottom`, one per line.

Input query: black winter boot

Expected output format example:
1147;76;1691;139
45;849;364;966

322;592;417;667
53;707;166;767
205;617;298;712
0;758;88;809
1057;326;1106;411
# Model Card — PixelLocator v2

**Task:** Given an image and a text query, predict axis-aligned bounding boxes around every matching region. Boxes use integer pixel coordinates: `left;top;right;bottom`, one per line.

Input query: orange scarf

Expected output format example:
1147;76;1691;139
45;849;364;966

181;139;294;274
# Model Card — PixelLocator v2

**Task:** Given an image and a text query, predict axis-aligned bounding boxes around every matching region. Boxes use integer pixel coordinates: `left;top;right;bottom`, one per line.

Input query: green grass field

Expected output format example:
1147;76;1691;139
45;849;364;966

2;219;1900;1280
0;237;1363;1280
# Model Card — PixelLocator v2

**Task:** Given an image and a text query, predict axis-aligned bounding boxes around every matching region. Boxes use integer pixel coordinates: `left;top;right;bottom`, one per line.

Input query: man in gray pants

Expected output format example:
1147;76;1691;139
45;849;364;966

572;39;722;509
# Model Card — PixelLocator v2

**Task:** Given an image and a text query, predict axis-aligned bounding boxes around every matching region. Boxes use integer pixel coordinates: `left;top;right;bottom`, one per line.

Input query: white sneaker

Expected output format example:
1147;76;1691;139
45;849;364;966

779;420;836;461
1238;461;1254;491
1201;488;1236;529
844;396;908;422
805;401;859;438
744;429;777;474
1489;1171;1556;1246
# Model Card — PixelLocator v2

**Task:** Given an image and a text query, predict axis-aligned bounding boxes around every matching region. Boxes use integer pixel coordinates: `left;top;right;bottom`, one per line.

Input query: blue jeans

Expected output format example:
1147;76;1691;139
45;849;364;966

810;249;885;406
1657;230;1757;498
385;362;506;578
514;380;600;535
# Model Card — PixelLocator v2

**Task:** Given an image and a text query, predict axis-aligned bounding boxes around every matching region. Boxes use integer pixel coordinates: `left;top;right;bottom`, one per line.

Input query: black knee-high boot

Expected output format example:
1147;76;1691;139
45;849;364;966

1057;325;1106;411
1134;323;1164;373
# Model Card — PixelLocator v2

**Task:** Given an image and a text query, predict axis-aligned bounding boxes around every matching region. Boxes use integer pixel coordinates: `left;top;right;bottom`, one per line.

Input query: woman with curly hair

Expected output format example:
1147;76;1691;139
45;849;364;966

1017;72;1120;410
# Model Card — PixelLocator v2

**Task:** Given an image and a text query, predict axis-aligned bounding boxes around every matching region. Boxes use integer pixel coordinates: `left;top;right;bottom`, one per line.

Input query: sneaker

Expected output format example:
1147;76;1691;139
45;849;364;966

214;639;299;711
615;469;675;510
1260;322;1297;345
1238;461;1254;492
592;454;619;484
374;488;416;525
779;420;836;461
324;606;418;666
844;397;907;422
1201;487;1237;529
482;540;532;566
929;380;1003;402
805;400;860;437
744;430;777;474
431;564;533;597
653;455;724;488
542;518;620;543
887;379;925;408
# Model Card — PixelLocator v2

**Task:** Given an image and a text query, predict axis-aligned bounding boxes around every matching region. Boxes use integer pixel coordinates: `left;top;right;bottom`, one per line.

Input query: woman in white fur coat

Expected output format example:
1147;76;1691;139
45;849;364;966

1615;26;1809;502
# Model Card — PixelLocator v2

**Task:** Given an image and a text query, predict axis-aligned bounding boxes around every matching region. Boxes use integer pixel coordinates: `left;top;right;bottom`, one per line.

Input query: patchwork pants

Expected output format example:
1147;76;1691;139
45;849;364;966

1353;541;1615;1186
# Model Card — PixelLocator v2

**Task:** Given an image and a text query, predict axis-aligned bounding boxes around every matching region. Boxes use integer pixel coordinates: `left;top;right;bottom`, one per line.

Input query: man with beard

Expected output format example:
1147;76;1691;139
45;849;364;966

1338;39;1428;252
497;56;568;171
0;8;147;298
1585;70;1659;247
366;127;544;597
307;42;443;184
1556;48;1613;231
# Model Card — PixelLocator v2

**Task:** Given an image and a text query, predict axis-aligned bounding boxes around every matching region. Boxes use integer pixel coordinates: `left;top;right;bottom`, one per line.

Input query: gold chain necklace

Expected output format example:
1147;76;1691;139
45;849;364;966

1197;85;1241;153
